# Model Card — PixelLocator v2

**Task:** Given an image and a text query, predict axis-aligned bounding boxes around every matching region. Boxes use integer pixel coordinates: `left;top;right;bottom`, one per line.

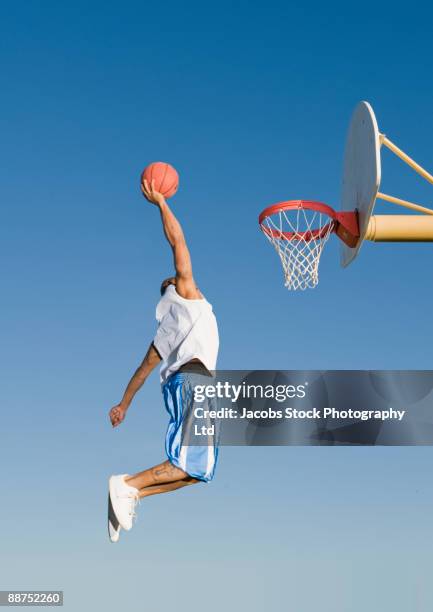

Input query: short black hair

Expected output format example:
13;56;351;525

160;277;176;296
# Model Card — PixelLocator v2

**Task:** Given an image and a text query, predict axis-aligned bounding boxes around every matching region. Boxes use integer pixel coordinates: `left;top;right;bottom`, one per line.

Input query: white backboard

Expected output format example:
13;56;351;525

340;101;381;267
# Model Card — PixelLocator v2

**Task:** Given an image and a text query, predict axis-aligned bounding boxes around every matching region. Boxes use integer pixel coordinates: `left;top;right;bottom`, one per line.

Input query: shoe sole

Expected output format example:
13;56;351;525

108;476;131;531
108;494;121;542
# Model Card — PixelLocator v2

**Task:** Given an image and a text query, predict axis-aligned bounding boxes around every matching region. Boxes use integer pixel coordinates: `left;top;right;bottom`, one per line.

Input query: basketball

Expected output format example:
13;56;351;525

141;162;179;199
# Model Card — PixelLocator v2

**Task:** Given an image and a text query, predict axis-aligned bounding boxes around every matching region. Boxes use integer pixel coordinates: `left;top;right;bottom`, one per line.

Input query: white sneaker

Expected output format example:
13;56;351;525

108;494;121;543
109;474;139;531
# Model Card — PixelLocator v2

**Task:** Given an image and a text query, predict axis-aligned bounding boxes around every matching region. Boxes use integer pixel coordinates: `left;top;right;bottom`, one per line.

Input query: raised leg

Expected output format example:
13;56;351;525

138;476;198;499
126;460;191;490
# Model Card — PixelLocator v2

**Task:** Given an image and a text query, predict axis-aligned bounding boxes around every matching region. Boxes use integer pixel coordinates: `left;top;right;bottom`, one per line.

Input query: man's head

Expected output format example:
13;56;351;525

160;276;176;296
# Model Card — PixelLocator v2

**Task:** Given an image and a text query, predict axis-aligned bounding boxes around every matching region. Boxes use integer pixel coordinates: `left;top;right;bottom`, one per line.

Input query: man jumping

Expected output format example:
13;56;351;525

107;179;219;542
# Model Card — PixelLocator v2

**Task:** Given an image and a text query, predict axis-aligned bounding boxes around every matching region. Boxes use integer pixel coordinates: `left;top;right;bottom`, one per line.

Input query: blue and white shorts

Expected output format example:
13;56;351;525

162;370;219;482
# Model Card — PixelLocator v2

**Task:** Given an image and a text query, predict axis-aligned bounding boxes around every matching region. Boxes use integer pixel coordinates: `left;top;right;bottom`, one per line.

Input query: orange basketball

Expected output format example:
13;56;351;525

141;162;179;199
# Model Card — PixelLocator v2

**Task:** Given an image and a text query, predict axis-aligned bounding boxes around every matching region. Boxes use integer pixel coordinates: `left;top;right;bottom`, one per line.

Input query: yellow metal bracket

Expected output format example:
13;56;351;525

378;134;433;216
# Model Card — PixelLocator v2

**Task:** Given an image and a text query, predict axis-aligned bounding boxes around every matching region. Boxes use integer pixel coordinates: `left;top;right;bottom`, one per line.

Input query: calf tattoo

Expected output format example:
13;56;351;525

151;461;183;483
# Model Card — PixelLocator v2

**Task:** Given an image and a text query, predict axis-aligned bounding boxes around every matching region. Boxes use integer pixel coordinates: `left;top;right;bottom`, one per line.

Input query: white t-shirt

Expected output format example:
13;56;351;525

153;285;219;384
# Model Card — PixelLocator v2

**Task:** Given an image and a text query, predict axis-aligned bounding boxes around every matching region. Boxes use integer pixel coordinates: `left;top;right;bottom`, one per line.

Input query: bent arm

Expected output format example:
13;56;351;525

120;343;161;409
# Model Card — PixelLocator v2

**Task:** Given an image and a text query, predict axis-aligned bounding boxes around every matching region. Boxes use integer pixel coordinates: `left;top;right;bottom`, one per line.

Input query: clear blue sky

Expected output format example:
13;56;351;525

1;2;433;611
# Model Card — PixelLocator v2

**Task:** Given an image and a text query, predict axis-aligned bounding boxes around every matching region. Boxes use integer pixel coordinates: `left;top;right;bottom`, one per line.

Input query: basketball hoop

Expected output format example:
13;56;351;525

260;103;433;291
259;200;358;290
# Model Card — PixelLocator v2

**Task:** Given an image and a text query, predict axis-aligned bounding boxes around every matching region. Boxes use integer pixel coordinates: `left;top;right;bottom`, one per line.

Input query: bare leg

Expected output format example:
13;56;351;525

126;460;190;490
138;476;198;499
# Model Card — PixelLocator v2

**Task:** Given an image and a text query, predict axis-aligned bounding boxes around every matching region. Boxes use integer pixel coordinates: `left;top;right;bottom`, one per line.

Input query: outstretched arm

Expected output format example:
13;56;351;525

142;180;200;299
109;343;161;427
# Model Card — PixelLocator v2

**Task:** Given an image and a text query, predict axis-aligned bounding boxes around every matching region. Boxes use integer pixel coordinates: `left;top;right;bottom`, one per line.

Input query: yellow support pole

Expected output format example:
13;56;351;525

376;192;433;216
366;215;433;242
380;135;433;186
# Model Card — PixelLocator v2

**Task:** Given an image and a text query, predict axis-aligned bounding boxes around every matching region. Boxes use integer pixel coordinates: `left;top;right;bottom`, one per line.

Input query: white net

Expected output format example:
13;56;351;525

261;205;334;290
